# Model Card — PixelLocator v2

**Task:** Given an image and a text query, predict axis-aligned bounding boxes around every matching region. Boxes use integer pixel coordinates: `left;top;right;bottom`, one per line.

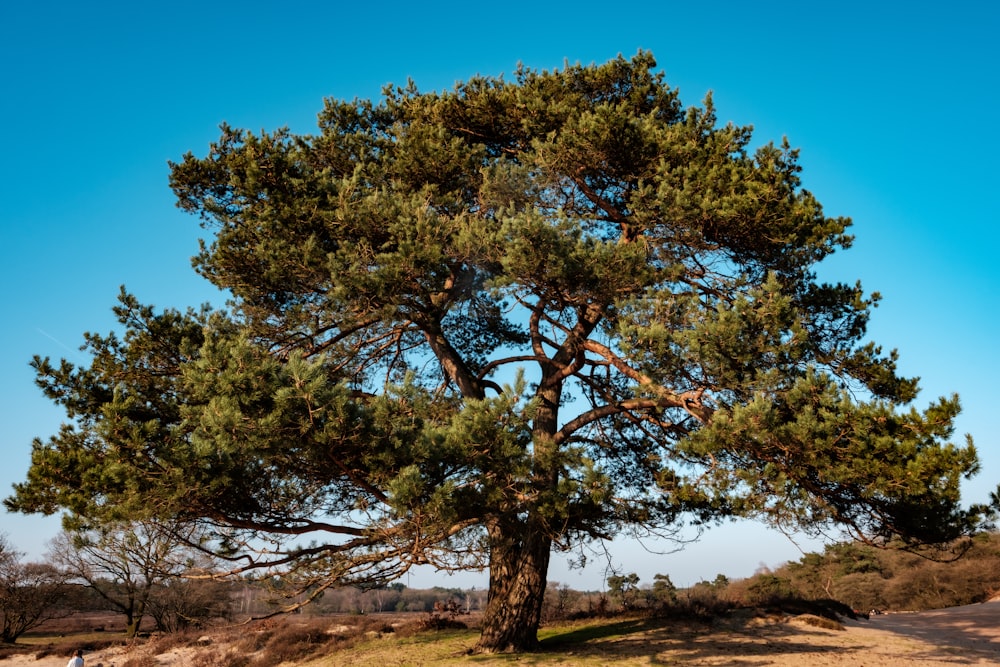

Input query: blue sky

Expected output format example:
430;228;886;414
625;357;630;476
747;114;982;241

1;1;997;590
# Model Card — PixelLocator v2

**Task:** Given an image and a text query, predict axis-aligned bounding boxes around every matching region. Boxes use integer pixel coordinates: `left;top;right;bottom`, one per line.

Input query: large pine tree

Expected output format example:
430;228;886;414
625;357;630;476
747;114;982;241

8;53;990;652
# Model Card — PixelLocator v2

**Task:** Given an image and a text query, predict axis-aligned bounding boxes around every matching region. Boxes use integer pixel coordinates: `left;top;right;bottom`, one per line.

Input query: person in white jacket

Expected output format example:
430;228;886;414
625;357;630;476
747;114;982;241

66;649;84;667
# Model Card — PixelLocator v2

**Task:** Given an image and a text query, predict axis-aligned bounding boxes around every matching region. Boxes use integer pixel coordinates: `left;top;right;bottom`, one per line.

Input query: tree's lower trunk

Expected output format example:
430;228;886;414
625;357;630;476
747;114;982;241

125;615;140;638
124;603;146;638
474;519;552;653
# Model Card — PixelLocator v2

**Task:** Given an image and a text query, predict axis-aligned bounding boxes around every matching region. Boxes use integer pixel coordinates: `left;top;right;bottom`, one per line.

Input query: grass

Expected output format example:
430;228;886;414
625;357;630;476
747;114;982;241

292;614;734;666
15;631;116;646
285;607;870;666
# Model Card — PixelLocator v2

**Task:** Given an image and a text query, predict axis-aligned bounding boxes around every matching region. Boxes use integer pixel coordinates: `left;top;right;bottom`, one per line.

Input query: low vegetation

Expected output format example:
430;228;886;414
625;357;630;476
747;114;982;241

1;533;998;663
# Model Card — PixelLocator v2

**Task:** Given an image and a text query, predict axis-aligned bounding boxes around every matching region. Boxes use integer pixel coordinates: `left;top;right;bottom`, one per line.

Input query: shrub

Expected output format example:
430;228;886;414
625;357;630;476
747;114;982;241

790;614;845;631
188;649;251;667
257;621;339;664
647;584;735;622
744;575;795;606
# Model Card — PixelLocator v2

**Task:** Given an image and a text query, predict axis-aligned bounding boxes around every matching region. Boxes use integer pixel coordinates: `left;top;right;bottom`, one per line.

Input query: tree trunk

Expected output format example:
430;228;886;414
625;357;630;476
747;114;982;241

473;314;575;654
474;519;552;653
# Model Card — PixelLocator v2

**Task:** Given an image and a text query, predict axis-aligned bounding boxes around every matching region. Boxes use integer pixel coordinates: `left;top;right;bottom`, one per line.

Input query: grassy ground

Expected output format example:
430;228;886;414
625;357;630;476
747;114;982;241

295;613;783;666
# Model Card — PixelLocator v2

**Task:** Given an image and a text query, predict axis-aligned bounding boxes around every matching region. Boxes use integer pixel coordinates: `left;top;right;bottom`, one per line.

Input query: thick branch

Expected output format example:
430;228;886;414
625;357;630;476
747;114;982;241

582;338;713;422
555;396;689;445
422;326;485;399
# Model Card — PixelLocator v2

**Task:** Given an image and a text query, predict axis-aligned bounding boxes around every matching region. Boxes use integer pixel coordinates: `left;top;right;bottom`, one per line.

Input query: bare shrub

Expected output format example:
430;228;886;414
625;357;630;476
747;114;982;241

541;582;586;622
0;646;28;660
395;604;469;638
143;623;275;666
188;648;251;667
351;614;396;635
257;620;339;664
778;598;860;621
230;627;274;653
789;613;845;631
671;589;734;620
0;544;70;642
141;627;205;655
593;594;609;617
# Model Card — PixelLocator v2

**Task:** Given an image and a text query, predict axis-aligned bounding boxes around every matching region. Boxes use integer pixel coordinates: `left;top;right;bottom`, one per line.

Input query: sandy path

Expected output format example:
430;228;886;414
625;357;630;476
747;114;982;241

735;601;1000;666
862;602;1000;664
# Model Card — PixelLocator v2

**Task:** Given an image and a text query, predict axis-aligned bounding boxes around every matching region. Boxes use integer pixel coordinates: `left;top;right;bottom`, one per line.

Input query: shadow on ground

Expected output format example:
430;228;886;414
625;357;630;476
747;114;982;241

521;613;879;666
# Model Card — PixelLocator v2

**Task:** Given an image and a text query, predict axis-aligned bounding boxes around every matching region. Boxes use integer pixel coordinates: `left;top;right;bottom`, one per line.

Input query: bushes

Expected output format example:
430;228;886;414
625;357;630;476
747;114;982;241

137;616;400;665
744;575;795;607
395;601;469;636
537;574;737;623
257;623;336;663
674;582;734;619
768;533;1000;612
148;618;401;667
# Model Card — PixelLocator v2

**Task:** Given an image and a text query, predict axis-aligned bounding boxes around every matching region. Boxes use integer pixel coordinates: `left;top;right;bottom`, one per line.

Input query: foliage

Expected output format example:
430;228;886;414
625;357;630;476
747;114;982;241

606;572;641;610
744;574;795;606
651;573;678;605
8;52;994;652
746;532;1000;612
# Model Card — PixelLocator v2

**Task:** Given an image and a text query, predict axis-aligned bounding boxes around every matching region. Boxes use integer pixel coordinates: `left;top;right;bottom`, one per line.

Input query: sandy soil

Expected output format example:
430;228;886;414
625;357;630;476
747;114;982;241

859;603;1000;665
7;601;1000;666
660;601;1000;666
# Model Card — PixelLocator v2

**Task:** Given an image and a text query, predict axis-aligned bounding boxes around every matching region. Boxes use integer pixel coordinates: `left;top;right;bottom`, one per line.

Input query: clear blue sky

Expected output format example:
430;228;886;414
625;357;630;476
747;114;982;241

2;1;997;590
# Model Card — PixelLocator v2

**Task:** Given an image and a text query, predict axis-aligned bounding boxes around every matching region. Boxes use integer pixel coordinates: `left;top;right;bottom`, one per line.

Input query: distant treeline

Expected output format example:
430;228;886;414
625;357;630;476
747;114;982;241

282;583;488;617
276;532;1000;619
8;532;999;643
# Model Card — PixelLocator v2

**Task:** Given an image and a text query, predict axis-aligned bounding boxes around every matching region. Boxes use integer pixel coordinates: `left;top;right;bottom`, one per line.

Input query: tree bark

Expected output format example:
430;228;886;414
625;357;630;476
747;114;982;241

474;519;552;653
472;313;578;653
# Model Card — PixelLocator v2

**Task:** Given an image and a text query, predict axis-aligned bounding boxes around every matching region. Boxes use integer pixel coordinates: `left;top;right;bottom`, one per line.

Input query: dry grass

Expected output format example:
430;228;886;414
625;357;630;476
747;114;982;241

287;612;834;666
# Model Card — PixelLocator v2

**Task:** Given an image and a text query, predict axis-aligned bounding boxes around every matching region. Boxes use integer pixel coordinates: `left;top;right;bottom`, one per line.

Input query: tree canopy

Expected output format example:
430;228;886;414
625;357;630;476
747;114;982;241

7;52;992;653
